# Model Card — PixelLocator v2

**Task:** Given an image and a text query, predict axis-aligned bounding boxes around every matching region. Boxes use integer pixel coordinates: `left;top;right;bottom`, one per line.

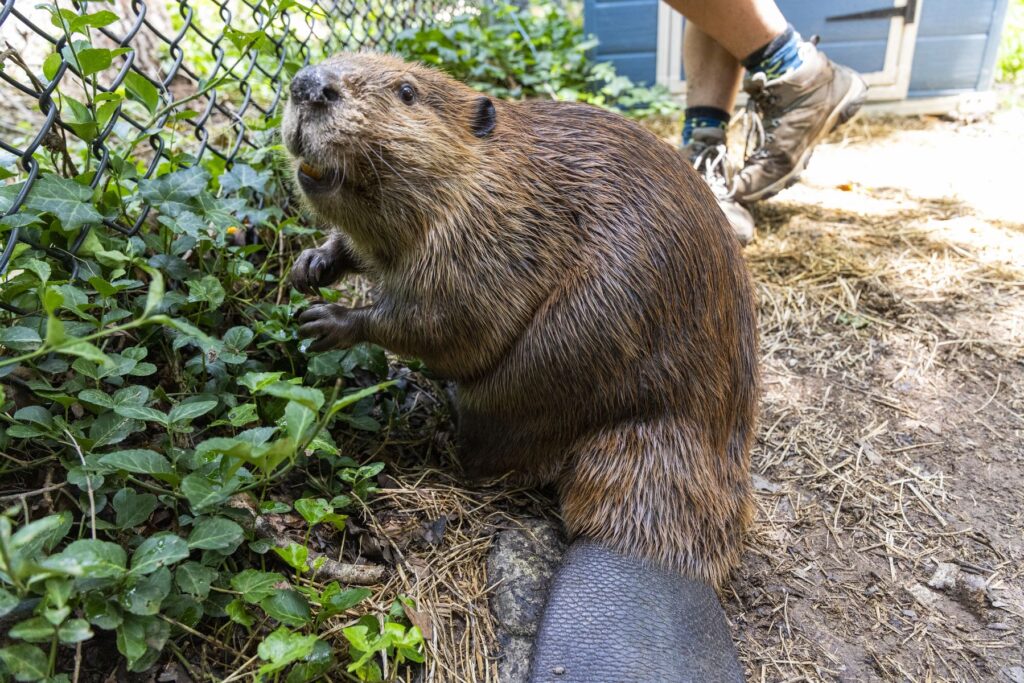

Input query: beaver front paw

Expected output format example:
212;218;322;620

289;247;348;295
297;303;367;352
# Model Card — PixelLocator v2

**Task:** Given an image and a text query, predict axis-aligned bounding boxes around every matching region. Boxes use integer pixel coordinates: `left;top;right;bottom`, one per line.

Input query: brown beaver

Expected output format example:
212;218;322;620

282;52;757;681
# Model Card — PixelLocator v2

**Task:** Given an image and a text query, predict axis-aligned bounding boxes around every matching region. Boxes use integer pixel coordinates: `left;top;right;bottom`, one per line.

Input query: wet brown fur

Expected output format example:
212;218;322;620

282;53;758;586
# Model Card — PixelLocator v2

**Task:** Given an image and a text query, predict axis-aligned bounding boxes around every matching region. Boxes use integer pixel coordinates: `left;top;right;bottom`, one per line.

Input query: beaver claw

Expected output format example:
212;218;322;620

297;302;366;352
290;247;344;295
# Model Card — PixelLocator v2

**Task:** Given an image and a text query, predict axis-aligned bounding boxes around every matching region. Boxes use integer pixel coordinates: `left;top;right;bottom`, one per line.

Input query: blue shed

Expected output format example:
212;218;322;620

583;0;1011;111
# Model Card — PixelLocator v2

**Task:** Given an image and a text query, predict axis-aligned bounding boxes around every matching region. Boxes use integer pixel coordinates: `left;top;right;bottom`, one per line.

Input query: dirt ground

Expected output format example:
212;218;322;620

378;108;1024;683
729;107;1024;682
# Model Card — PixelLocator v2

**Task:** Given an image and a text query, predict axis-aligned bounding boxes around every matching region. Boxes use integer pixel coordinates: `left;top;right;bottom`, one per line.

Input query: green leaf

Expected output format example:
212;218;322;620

187;517;243;552
43;52;62;81
130;533;189;575
138;167;209;217
257;627;319;676
318;584;371;623
238;371;285;393
116;614;169;672
78;388;114;409
231;569;285;604
113;404;169;425
284;401;315;443
82;593;122;630
141;265;164;317
220;163;270;194
294;498;332;526
8;616;55;643
175;562;217;599
0;588;18;618
260;382;324;411
226;598;255;628
89;412;140;448
0;326;42;349
59;339;111;365
70;10;118;33
185;275;225;309
272;543;309;573
24;174;102;230
168;400;217;425
0;644;48;681
180;473;234;514
11;512;71;556
77;47;113;76
260;590;311;627
97;449;176;482
40;539;126;579
121;567;171;615
124;71;160;114
112;488;158;528
57;618;93;644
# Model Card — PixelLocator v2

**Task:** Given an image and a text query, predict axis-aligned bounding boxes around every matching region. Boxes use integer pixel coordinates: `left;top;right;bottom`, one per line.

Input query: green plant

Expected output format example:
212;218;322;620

997;0;1024;84
0;1;425;680
395;1;680;117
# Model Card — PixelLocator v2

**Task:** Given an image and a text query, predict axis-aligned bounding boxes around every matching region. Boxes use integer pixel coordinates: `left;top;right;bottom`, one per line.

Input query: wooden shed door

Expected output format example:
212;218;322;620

656;0;922;101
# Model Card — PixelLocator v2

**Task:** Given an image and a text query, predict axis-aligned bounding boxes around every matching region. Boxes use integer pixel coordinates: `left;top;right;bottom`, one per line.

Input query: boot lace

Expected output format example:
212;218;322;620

692;143;737;200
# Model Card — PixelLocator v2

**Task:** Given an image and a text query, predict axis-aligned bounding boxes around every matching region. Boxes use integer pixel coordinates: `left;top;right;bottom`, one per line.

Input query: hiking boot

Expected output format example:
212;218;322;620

683;127;756;245
734;41;868;202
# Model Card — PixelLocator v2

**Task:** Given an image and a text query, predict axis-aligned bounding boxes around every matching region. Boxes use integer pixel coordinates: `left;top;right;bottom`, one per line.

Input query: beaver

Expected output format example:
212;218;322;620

282;52;757;682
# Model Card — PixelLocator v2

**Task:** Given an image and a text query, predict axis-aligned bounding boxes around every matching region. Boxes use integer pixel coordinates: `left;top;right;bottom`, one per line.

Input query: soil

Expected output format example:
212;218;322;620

726;108;1024;682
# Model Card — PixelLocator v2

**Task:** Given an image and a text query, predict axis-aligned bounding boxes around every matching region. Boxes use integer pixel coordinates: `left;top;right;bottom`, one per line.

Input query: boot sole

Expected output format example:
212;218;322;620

737;74;868;203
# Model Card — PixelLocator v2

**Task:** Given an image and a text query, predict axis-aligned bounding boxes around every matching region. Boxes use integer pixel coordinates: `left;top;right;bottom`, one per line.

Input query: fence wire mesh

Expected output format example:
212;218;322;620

0;0;473;309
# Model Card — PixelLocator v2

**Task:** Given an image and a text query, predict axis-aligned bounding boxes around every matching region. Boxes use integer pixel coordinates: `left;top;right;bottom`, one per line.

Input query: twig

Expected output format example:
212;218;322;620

64;430;96;540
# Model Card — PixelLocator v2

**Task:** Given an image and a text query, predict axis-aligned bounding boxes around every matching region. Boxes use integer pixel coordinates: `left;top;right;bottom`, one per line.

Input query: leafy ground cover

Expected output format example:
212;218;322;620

0;1;674;680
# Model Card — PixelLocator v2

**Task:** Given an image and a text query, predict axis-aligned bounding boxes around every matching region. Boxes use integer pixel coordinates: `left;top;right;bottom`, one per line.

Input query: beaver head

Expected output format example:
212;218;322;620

281;53;498;253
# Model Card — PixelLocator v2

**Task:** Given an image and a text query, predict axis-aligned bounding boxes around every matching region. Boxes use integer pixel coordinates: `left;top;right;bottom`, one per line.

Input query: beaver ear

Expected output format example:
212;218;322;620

470;96;496;138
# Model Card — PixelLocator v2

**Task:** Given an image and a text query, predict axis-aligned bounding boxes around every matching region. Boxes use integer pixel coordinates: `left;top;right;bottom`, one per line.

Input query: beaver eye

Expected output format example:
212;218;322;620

398;83;416;105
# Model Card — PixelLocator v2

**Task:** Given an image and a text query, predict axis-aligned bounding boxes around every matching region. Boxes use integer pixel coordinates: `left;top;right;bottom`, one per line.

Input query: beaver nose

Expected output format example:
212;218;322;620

290;66;340;105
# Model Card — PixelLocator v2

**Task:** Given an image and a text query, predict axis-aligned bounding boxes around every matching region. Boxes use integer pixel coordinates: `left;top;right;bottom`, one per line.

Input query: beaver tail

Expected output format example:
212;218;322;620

528;539;744;683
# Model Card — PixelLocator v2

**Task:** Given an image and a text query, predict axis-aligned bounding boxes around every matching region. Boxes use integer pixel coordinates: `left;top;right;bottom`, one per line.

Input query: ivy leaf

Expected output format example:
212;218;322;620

0;644;49;681
113;404;169;425
39;539;126;579
139;167;209;217
186;275;226;309
112;488;158;528
0;588;17;618
220;163;270;194
187;517;243;552
272;543;308;573
8;616;55;643
225;599;255;628
168;400;217;425
57;618;93;644
180;473;235;514
0;326;42;350
98;449;176;483
294;498;332;526
175;562;217;599
116;614;169;672
230;569;285;604
260;382;324;411
256;627;319;676
260;589;311;627
121;567;171;615
130;533;189;575
89;412;140;448
24;174;102;230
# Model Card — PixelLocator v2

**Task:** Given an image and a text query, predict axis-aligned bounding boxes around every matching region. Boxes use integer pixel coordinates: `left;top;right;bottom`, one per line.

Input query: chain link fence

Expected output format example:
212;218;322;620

0;0;477;311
